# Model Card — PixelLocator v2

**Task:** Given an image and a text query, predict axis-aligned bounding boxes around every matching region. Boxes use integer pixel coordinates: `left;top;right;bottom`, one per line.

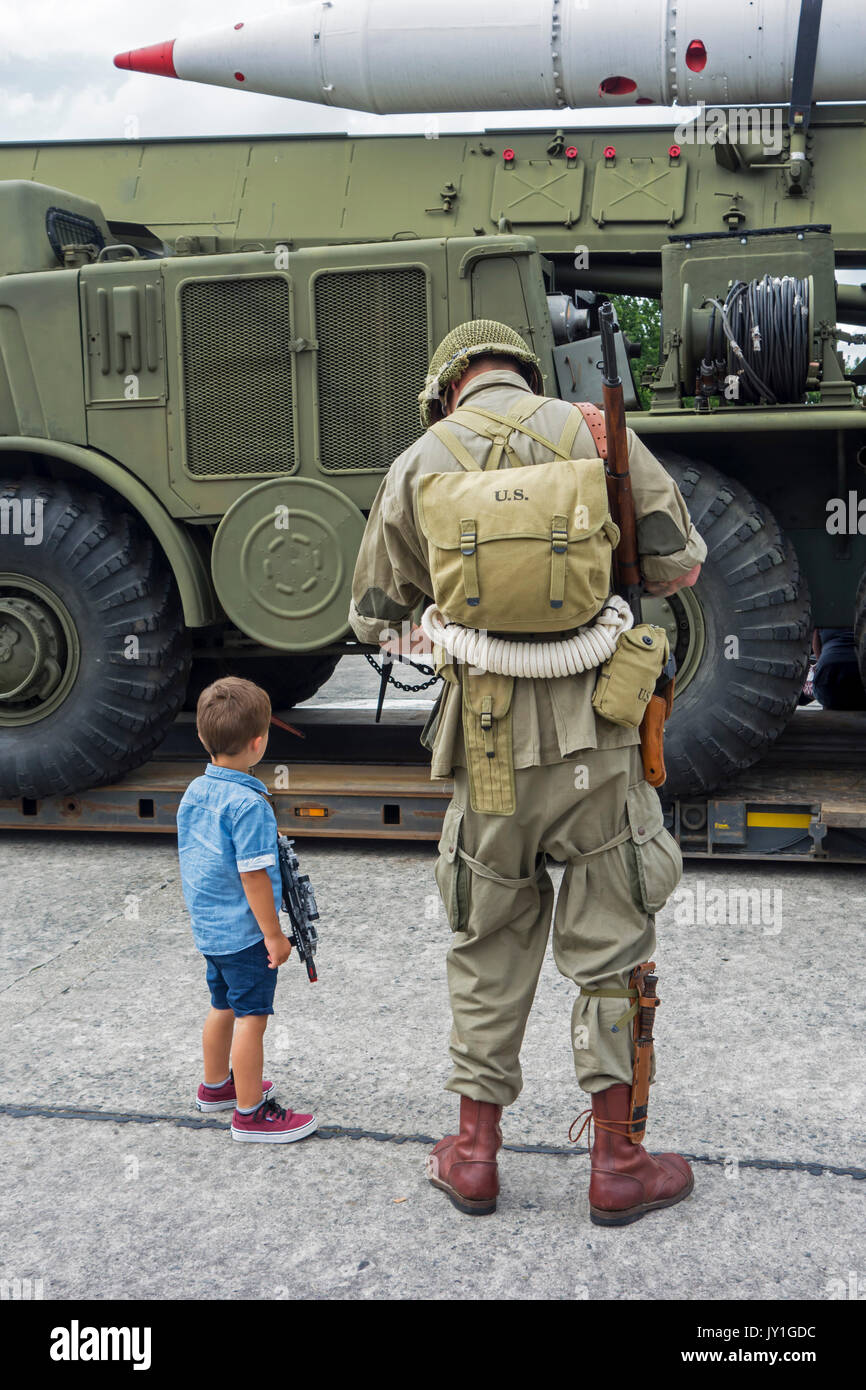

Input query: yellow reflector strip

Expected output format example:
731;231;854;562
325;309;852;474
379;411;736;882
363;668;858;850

294;807;329;818
746;812;811;829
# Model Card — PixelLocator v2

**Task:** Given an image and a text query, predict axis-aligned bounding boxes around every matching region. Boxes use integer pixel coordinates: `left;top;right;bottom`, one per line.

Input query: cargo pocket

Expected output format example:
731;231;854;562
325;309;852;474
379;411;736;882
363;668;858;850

434;801;470;931
624;780;683;914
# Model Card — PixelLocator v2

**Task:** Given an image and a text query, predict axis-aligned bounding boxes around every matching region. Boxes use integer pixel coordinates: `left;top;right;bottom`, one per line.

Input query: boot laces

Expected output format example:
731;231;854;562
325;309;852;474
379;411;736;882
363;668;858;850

568;1109;637;1151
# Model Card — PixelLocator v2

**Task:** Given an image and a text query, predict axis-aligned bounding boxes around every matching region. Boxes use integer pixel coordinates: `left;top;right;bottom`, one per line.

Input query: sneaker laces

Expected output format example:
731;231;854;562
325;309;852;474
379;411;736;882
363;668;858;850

252;1098;287;1124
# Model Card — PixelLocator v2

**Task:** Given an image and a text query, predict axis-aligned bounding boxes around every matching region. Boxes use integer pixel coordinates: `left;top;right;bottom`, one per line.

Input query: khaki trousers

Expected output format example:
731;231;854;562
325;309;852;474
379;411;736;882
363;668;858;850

434;745;683;1106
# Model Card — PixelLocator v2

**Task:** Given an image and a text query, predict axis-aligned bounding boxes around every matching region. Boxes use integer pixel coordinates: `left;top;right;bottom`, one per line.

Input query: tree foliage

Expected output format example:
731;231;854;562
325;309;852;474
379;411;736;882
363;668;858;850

608;295;662;410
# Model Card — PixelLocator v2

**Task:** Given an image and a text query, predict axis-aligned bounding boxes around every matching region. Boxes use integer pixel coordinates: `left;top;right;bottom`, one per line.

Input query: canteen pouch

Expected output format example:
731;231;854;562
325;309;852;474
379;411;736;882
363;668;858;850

460;669;516;816
592;624;670;729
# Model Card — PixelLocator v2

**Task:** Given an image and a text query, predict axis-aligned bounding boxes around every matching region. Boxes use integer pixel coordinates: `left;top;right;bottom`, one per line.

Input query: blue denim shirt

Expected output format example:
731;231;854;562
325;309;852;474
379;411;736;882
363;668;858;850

177;765;282;956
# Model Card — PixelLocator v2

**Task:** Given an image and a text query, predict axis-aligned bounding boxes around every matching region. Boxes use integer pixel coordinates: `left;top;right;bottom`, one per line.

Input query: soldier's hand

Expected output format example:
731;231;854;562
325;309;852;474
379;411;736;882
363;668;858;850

643;563;702;599
380;623;433;658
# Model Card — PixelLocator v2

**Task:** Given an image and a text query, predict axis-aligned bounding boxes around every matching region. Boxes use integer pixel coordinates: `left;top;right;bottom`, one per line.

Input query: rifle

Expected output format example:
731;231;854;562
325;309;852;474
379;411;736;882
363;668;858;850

598;301;676;787
276;835;320;983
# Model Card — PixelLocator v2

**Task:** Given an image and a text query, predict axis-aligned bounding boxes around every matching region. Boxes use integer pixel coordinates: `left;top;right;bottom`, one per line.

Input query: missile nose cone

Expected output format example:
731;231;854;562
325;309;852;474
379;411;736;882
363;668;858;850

114;40;177;78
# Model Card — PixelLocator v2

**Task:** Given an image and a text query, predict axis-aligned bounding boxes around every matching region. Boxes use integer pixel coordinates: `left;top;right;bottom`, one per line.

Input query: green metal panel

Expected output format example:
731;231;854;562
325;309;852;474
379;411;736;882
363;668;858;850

5;109;865;256
0;270;86;443
80;263;166;406
490;156;585;227
591;153;688;226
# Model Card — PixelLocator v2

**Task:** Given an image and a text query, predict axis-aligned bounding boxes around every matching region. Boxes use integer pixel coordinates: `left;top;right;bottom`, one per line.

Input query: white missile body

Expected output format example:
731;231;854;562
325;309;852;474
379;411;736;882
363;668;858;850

115;0;862;113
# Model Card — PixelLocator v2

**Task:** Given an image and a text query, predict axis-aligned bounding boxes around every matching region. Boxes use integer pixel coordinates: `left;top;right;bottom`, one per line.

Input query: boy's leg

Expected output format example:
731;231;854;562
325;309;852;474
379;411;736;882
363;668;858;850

232;1015;269;1109
202;1007;235;1085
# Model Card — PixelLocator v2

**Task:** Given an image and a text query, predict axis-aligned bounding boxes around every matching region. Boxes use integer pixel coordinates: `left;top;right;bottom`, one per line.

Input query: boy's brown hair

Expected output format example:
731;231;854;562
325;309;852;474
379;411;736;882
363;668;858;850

196;677;272;757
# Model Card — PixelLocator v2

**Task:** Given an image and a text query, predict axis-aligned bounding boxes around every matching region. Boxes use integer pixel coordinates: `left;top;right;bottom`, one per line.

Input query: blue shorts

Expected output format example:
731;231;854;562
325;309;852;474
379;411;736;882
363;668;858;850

203;940;278;1017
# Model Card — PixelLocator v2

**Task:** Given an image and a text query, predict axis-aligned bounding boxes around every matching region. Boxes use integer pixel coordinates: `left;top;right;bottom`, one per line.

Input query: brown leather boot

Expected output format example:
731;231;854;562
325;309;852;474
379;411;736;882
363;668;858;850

426;1096;503;1216
572;1083;694;1227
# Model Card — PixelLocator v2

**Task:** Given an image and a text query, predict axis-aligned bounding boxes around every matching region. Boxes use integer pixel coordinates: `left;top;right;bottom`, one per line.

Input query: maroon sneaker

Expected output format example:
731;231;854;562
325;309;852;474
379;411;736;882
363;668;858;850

231;1098;318;1144
195;1069;275;1113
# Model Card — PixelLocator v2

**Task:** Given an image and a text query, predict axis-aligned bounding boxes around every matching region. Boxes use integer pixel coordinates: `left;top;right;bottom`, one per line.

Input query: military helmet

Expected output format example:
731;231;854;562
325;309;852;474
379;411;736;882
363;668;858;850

419;319;543;429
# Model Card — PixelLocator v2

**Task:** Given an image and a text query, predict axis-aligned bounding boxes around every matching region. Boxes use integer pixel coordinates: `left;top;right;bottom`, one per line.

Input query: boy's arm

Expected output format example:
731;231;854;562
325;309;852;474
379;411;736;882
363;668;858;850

233;799;292;969
239;869;292;968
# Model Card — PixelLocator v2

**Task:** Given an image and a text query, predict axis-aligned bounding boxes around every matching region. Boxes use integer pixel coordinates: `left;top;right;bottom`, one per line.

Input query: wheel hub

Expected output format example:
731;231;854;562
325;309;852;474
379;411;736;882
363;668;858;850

0;576;80;725
0;595;64;703
641;585;706;697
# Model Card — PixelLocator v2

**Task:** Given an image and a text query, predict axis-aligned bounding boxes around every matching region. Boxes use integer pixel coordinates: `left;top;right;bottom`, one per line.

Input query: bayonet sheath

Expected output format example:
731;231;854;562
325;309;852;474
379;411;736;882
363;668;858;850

629;963;659;1145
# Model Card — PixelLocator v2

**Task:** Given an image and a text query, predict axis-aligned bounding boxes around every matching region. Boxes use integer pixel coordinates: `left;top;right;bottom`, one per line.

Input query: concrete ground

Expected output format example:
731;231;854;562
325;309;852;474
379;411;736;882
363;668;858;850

1;659;864;1302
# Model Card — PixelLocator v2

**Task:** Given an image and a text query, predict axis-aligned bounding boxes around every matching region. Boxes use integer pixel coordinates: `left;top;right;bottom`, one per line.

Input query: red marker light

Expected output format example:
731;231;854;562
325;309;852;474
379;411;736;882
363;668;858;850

114;39;177;78
503;148;516;162
669;144;681;158
234;22;244;30
604;146;616;159
234;72;246;82
566;146;579;160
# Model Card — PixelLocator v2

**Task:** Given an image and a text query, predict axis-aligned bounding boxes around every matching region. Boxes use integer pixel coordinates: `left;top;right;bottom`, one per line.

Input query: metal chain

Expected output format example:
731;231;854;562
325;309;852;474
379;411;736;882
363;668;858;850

364;651;442;692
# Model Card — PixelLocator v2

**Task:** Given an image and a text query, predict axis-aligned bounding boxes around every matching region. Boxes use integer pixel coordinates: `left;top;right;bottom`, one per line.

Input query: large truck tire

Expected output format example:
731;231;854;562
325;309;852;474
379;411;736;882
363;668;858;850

0;477;191;799
855;569;866;690
184;653;341;712
646;454;811;800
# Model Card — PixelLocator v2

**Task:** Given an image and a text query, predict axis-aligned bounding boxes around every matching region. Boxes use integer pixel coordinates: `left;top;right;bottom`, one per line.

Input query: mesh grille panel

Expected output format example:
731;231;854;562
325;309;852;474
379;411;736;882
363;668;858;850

180;276;294;478
46;207;105;264
315;268;428;472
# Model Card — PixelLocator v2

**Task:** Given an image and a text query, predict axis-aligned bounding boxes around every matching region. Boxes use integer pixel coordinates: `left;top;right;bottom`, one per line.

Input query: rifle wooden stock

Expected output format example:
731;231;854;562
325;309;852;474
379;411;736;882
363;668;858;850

601;380;641;599
598;303;673;787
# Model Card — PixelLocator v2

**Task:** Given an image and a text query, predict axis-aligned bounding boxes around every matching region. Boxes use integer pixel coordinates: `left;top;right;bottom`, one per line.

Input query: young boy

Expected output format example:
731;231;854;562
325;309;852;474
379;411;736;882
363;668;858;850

177;676;317;1144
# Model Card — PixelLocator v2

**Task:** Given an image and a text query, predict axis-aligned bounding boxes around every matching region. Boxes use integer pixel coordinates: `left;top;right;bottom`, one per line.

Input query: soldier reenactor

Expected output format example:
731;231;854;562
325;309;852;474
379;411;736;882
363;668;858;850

349;320;705;1226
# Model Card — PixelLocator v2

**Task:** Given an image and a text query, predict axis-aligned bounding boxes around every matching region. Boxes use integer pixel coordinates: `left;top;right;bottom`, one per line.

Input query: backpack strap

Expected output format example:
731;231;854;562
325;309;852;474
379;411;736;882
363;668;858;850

430;397;608;472
429;419;483;472
571;402;608;460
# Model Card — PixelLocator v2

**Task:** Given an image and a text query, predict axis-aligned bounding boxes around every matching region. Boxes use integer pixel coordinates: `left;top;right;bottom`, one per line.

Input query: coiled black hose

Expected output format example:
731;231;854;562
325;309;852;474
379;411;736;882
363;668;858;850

718;274;811;404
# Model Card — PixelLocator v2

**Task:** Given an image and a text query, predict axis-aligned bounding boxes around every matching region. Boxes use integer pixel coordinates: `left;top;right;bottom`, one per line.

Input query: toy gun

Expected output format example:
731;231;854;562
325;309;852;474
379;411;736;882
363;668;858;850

598;301;676;787
276;835;320;983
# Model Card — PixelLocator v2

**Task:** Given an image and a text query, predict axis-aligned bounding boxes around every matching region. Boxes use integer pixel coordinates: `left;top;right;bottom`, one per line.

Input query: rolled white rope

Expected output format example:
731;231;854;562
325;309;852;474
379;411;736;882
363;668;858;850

420;596;634;679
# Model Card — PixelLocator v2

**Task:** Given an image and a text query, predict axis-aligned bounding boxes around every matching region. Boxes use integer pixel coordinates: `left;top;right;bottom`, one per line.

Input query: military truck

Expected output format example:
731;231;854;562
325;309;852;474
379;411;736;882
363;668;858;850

1;109;865;804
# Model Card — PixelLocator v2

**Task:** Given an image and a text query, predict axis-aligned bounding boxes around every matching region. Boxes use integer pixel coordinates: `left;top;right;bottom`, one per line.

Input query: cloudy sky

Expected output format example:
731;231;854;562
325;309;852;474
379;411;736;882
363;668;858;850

0;0;696;142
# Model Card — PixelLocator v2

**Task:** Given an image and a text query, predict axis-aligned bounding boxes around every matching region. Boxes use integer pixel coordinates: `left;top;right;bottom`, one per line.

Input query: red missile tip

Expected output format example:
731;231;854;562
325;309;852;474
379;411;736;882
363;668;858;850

114;40;177;78
503;148;515;162
669;144;681;158
604;146;616;159
566;146;579;160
